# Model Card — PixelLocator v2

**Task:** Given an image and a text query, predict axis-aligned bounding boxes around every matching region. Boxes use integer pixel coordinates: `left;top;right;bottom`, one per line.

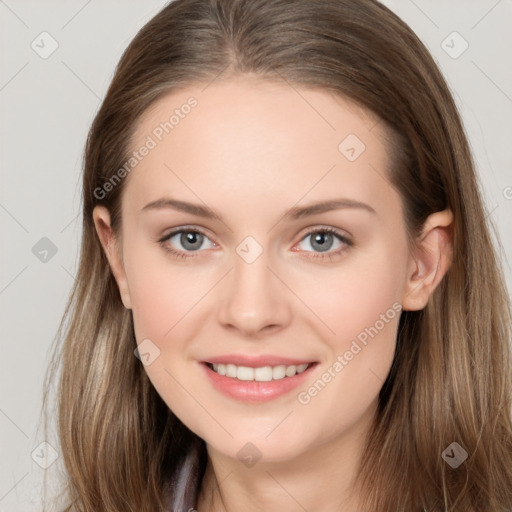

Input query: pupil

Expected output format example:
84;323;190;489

183;231;202;250
313;232;332;252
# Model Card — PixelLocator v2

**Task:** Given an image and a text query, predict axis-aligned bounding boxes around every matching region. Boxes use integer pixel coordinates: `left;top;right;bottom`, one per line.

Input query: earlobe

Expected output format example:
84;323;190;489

92;206;132;309
402;209;454;311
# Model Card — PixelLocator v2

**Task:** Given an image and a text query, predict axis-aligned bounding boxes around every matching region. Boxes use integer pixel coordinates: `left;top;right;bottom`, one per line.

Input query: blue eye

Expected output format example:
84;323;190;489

159;228;215;259
158;226;352;261
295;227;352;261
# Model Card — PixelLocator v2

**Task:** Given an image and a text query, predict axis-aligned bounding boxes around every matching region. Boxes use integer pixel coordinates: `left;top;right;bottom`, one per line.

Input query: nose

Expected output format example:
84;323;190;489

217;246;292;338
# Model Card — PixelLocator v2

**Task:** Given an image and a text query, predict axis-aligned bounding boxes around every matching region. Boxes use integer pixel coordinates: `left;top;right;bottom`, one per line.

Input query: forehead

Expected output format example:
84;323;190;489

123;76;398;220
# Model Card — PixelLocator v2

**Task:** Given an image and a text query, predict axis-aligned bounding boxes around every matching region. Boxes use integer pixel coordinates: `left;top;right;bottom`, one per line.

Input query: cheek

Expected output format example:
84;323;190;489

125;243;211;344
292;241;408;345
289;272;404;447
289;242;406;412
124;246;212;420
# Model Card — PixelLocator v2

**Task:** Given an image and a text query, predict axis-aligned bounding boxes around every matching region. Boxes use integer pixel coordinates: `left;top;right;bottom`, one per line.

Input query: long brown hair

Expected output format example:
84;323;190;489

43;0;512;510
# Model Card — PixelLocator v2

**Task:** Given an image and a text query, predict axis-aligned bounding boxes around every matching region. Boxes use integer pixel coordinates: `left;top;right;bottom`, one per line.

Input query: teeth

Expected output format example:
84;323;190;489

210;362;309;381
285;365;297;377
226;364;237;378
237;366;254;381
254;366;272;381
272;365;286;380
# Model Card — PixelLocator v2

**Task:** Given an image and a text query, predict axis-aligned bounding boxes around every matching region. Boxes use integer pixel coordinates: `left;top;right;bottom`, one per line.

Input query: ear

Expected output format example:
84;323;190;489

93;206;132;309
401;209;454;311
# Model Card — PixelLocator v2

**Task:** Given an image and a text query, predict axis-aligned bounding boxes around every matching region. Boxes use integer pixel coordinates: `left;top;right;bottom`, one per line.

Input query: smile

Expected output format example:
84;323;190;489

208;362;310;381
200;361;318;402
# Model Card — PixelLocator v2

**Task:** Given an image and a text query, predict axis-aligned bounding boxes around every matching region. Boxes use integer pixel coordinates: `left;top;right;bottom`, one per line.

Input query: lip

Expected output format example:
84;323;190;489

200;360;318;403
202;354;316;367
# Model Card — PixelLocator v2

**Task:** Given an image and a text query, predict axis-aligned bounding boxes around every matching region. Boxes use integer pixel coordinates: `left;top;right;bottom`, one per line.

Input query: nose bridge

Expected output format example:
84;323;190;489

217;236;291;335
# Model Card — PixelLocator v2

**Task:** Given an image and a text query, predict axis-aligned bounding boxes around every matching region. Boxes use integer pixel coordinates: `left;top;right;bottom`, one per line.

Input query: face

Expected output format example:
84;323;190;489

94;76;449;464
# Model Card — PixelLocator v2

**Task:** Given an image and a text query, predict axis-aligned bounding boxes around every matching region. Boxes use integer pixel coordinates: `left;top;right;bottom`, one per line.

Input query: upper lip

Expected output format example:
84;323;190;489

202;354;317;367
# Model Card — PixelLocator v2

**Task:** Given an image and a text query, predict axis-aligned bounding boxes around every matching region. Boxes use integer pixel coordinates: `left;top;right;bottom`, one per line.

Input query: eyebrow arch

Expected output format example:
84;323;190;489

141;197;376;221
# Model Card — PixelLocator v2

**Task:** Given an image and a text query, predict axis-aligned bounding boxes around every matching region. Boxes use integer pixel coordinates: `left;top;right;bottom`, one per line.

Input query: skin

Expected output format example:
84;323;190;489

94;75;453;511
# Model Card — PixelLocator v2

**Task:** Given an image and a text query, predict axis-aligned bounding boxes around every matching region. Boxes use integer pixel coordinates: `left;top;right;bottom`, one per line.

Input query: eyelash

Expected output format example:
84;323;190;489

158;226;353;262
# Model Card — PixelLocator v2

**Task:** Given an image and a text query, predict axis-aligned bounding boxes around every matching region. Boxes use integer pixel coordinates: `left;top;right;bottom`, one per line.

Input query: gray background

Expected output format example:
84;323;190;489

1;0;511;509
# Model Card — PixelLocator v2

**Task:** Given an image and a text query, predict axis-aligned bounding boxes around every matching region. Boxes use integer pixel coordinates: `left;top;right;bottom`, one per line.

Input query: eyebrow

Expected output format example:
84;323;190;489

141;197;376;221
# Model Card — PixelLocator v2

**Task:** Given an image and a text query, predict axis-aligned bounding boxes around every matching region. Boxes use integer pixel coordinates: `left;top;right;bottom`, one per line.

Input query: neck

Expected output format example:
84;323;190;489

195;402;376;512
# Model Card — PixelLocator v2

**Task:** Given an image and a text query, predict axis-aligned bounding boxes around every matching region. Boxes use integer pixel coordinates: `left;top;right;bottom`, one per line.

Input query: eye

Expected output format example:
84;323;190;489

158;228;216;259
158;226;353;262
294;227;353;261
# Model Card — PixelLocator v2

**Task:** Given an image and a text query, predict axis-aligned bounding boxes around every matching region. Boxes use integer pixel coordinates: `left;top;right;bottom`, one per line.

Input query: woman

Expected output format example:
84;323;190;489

44;0;512;510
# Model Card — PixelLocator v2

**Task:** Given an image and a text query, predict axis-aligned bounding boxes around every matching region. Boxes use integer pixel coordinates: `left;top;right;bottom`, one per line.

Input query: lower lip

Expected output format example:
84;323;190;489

200;362;317;403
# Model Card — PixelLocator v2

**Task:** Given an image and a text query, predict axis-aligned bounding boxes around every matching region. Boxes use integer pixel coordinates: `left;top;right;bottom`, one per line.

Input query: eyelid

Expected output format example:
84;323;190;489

291;226;353;257
158;224;353;260
295;224;353;242
158;224;352;242
158;225;215;243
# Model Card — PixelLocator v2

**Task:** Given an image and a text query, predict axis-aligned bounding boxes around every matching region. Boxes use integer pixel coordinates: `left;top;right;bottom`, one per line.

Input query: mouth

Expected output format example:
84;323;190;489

204;361;315;381
200;360;318;402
